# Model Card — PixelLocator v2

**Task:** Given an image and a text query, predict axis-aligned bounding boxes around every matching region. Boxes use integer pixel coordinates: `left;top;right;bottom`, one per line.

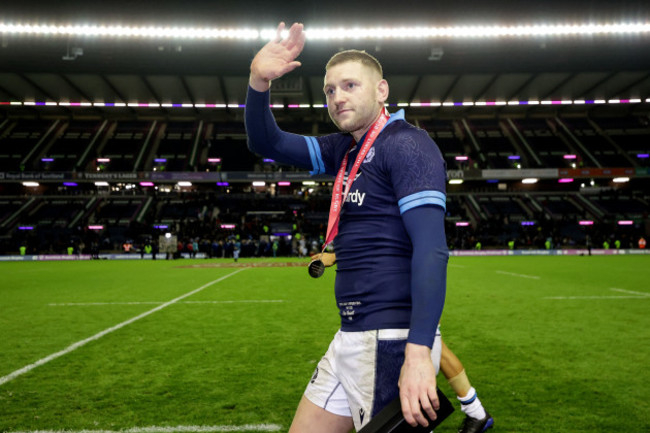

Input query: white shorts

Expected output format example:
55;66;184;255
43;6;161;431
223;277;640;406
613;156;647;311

304;327;442;431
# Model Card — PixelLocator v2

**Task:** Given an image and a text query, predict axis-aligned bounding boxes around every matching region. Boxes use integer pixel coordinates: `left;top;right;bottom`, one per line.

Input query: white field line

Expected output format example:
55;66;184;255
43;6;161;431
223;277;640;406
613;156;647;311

9;425;282;433
610;288;650;297
544;287;650;300
49;300;285;306
0;269;246;387
495;270;540;279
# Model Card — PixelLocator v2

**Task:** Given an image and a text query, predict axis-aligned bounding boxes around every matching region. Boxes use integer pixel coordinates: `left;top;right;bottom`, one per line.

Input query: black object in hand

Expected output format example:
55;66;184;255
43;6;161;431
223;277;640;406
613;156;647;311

358;388;454;433
308;259;325;278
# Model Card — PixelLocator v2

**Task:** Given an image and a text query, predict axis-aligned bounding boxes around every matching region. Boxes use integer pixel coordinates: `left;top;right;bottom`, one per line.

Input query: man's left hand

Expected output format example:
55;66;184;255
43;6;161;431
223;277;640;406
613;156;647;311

398;342;439;427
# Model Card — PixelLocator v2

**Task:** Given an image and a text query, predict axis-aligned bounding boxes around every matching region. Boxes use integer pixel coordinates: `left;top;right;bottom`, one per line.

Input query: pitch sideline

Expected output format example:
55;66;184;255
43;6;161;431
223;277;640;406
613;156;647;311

0;269;246;386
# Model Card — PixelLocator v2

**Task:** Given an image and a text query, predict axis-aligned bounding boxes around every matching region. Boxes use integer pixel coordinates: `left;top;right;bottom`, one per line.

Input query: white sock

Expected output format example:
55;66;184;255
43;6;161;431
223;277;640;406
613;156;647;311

458;387;487;420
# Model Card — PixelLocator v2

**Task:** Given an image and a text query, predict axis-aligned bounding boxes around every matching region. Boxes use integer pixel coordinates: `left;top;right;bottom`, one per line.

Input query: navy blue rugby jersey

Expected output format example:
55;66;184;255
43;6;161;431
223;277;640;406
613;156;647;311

305;111;447;332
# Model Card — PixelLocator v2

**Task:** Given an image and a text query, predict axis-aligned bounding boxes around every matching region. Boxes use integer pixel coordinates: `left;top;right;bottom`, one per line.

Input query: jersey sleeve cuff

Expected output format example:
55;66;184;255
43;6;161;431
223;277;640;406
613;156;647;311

398;190;446;214
406;330;436;348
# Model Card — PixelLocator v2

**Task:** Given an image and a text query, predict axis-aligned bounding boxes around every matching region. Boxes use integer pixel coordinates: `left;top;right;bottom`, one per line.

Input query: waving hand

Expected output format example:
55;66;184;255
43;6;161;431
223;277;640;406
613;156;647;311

250;22;306;92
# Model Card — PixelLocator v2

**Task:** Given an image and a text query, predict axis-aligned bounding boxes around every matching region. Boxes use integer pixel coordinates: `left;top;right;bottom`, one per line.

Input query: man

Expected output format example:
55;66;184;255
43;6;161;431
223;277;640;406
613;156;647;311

245;22;449;432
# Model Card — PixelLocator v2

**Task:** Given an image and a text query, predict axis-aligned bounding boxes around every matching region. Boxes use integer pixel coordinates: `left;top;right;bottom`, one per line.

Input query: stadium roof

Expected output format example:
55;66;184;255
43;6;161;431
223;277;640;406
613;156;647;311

1;1;650;120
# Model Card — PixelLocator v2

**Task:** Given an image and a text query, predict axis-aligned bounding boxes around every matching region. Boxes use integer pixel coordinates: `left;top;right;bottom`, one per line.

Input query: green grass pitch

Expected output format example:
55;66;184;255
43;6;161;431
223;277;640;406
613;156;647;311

1;255;649;432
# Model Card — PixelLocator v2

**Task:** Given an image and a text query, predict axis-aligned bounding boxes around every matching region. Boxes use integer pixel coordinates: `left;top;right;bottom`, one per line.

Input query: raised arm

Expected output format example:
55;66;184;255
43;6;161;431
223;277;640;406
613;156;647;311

245;22;315;170
249;22;306;92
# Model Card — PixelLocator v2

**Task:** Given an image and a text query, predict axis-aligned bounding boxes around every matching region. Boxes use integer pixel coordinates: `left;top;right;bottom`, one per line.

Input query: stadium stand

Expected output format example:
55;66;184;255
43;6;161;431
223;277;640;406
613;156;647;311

154;121;197;171
0;119;60;172
97;121;153;172
593;116;650;167
37;120;105;172
2;111;648;257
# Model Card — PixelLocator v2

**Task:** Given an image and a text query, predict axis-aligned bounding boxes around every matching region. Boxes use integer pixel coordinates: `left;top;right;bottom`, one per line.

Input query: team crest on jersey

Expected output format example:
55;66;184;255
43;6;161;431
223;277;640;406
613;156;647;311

363;147;376;164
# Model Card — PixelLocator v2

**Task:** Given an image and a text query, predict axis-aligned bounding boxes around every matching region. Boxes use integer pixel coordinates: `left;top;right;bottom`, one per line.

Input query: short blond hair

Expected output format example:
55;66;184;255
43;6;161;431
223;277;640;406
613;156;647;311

325;49;383;78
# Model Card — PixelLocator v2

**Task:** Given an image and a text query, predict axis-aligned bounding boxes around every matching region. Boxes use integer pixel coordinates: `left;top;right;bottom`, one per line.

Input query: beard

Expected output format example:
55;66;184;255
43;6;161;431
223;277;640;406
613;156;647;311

329;106;379;136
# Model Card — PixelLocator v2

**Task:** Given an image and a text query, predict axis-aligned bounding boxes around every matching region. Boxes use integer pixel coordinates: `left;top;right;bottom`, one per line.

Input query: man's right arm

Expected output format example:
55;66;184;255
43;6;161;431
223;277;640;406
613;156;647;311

244;86;316;170
245;22;318;170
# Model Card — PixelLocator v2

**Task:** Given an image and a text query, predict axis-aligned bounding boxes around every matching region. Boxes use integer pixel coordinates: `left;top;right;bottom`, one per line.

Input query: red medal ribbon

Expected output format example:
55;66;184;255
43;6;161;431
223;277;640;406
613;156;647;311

323;109;390;249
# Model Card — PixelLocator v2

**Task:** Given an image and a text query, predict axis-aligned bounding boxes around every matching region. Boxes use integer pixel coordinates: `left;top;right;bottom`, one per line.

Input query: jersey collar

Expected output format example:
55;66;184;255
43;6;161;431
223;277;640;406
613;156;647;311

356;109;405;144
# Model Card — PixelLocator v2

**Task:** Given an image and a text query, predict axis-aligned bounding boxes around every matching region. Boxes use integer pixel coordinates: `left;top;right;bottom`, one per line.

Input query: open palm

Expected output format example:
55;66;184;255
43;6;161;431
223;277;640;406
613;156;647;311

250;22;306;90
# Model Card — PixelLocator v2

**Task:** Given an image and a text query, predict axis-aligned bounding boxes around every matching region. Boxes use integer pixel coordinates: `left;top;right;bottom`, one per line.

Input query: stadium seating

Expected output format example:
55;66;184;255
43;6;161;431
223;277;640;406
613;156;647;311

0;113;648;255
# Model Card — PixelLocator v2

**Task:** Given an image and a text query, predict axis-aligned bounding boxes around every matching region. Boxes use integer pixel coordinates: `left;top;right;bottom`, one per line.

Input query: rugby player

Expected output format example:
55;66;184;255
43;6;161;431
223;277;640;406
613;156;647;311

245;22;449;432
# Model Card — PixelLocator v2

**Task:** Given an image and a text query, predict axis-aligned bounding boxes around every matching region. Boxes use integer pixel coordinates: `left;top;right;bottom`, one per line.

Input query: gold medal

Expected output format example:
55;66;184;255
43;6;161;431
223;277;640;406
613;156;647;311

308;259;325;278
